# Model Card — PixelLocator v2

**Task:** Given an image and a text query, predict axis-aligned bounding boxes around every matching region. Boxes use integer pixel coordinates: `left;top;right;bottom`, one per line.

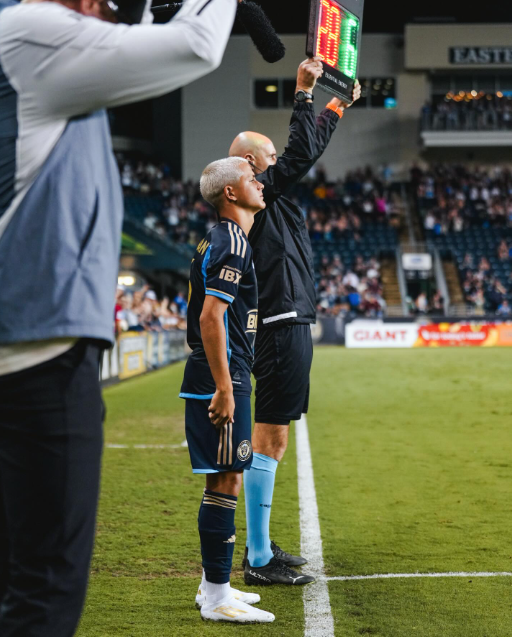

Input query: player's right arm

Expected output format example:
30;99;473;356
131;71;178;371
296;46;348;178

200;295;234;428
0;0;237;118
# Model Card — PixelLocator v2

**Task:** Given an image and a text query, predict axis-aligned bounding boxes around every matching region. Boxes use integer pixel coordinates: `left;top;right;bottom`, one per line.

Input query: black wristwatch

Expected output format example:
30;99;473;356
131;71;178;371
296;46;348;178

295;90;314;103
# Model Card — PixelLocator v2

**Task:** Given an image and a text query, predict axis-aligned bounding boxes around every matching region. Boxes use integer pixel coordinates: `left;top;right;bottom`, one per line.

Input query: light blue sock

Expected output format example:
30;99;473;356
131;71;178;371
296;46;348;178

244;452;278;568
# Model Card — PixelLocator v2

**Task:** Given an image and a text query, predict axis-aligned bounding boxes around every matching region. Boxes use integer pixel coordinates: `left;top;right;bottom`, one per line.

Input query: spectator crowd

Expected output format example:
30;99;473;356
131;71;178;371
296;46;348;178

413;163;512;315
414;164;512;233
407;290;445;316
117;156;404;318
118;154;401;248
459;252;512;315
114;285;187;335
421;95;512;132
305;165;401;241
316;254;386;318
117;153;217;247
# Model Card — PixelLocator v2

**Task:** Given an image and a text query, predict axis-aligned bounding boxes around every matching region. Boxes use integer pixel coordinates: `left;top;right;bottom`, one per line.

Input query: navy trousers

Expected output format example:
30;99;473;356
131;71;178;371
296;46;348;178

0;340;104;636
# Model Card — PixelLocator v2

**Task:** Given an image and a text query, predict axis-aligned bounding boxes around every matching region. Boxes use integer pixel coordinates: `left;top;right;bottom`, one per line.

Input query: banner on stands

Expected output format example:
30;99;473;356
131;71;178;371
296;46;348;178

118;332;148;379
146;332;160;369
106;330;187;381
346;320;512;348
159;331;171;366
417;323;494;347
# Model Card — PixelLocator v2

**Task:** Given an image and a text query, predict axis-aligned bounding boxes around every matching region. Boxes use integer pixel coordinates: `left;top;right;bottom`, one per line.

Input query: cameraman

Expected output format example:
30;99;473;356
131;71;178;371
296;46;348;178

0;0;239;635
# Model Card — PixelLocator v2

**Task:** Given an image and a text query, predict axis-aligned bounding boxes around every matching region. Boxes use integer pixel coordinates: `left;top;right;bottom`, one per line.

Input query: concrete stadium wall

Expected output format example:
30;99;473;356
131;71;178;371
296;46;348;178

406;24;512;71
182;38;251;180
182;35;422;181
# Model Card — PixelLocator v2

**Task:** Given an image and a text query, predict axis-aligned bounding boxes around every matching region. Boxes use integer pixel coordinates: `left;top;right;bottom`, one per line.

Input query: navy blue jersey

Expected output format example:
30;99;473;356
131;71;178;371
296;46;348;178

180;219;258;399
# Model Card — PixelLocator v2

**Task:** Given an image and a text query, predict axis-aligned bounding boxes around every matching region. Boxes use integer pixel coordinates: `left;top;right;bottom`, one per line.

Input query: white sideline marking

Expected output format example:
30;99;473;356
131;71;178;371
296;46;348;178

296;415;335;637
325;571;512;582
105;443;186;449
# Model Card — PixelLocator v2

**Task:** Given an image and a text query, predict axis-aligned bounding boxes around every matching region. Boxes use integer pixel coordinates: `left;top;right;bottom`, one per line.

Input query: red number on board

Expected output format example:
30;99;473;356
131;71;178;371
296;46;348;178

316;0;341;68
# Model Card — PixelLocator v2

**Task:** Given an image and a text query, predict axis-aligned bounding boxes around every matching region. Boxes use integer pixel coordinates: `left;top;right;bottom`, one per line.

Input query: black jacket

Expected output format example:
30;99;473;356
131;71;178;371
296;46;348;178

249;102;339;328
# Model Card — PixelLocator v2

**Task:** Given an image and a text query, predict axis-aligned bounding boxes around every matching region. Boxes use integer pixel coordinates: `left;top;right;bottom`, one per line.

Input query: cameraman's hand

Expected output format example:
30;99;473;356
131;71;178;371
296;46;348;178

296;57;324;94
209;388;235;428
328;79;361;111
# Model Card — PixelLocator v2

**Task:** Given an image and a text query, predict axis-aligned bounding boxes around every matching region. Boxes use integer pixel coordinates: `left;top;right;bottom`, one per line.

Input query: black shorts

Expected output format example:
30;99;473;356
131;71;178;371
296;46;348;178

253;323;313;425
185;395;253;474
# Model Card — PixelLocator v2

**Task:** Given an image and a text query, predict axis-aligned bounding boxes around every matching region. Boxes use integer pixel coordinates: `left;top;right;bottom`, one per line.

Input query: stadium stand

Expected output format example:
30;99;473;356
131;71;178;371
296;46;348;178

421;94;512;132
118;154;215;248
114;285;187;335
303;167;400;317
118;156;403;318
414;164;512;315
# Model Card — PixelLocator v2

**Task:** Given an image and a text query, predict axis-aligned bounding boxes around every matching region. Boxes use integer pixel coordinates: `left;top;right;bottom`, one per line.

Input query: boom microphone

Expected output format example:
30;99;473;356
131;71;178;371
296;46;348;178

235;1;286;63
151;0;286;63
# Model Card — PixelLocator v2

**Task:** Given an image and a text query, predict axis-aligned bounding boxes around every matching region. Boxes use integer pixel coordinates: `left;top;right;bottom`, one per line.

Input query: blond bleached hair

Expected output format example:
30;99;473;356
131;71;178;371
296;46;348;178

200;157;250;210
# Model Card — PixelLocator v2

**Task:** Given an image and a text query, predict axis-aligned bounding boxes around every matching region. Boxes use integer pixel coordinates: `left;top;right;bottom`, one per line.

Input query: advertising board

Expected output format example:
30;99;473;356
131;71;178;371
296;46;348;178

346;320;512;348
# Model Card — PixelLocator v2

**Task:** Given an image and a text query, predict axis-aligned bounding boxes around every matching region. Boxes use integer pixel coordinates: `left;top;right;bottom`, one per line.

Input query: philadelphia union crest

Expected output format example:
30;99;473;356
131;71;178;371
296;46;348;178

237;440;252;461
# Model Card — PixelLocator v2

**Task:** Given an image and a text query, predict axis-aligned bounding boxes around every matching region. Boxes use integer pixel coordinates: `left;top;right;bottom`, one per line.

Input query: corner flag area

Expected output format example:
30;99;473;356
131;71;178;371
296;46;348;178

77;348;512;637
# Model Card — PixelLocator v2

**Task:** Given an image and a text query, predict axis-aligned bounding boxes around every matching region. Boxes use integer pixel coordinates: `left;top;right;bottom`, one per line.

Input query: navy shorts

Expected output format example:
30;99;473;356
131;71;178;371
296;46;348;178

254;323;313;425
185;395;253;474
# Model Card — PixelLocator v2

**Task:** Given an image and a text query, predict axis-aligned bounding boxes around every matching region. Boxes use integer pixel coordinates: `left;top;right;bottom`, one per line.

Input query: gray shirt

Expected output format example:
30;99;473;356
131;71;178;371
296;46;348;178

0;0;237;373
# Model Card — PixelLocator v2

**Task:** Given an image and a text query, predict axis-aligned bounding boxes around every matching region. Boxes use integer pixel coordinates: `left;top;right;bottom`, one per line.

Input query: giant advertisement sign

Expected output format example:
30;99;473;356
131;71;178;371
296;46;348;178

346;321;512;349
345;322;419;348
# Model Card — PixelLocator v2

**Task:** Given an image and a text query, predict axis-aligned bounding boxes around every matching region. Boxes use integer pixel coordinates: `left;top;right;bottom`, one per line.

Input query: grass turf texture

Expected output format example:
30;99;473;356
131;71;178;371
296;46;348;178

77;348;512;636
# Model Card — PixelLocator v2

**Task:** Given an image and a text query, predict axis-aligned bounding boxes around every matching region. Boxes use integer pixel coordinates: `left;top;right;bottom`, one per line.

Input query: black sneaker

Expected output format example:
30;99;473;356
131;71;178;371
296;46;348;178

271;540;307;567
244;556;315;586
241;541;307;569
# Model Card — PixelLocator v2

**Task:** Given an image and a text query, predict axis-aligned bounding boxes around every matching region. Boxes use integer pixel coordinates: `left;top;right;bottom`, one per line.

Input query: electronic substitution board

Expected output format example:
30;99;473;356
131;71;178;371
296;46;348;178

306;0;364;102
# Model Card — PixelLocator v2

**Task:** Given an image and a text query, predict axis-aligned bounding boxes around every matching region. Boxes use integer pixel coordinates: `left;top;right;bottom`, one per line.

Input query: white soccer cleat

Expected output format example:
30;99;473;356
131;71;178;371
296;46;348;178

195;585;261;610
200;595;275;623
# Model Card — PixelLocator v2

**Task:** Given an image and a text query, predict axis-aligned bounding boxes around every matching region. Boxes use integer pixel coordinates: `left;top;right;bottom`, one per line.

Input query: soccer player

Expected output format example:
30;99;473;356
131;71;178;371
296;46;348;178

0;0;242;634
180;157;274;623
229;58;361;585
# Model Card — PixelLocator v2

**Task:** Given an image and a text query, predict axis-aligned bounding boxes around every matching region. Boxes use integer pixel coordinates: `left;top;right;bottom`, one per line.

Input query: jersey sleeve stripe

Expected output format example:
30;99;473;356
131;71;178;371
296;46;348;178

235;225;247;259
239;226;245;256
228;222;236;254
205;288;234;303
235;226;241;255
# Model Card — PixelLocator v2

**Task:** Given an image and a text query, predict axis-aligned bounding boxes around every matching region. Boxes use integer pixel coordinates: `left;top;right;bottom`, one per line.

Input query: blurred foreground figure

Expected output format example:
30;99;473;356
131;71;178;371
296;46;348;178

0;0;238;634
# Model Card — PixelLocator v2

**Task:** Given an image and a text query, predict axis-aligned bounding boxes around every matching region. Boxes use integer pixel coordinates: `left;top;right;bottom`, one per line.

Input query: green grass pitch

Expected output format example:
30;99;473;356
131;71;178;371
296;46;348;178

76;347;512;636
